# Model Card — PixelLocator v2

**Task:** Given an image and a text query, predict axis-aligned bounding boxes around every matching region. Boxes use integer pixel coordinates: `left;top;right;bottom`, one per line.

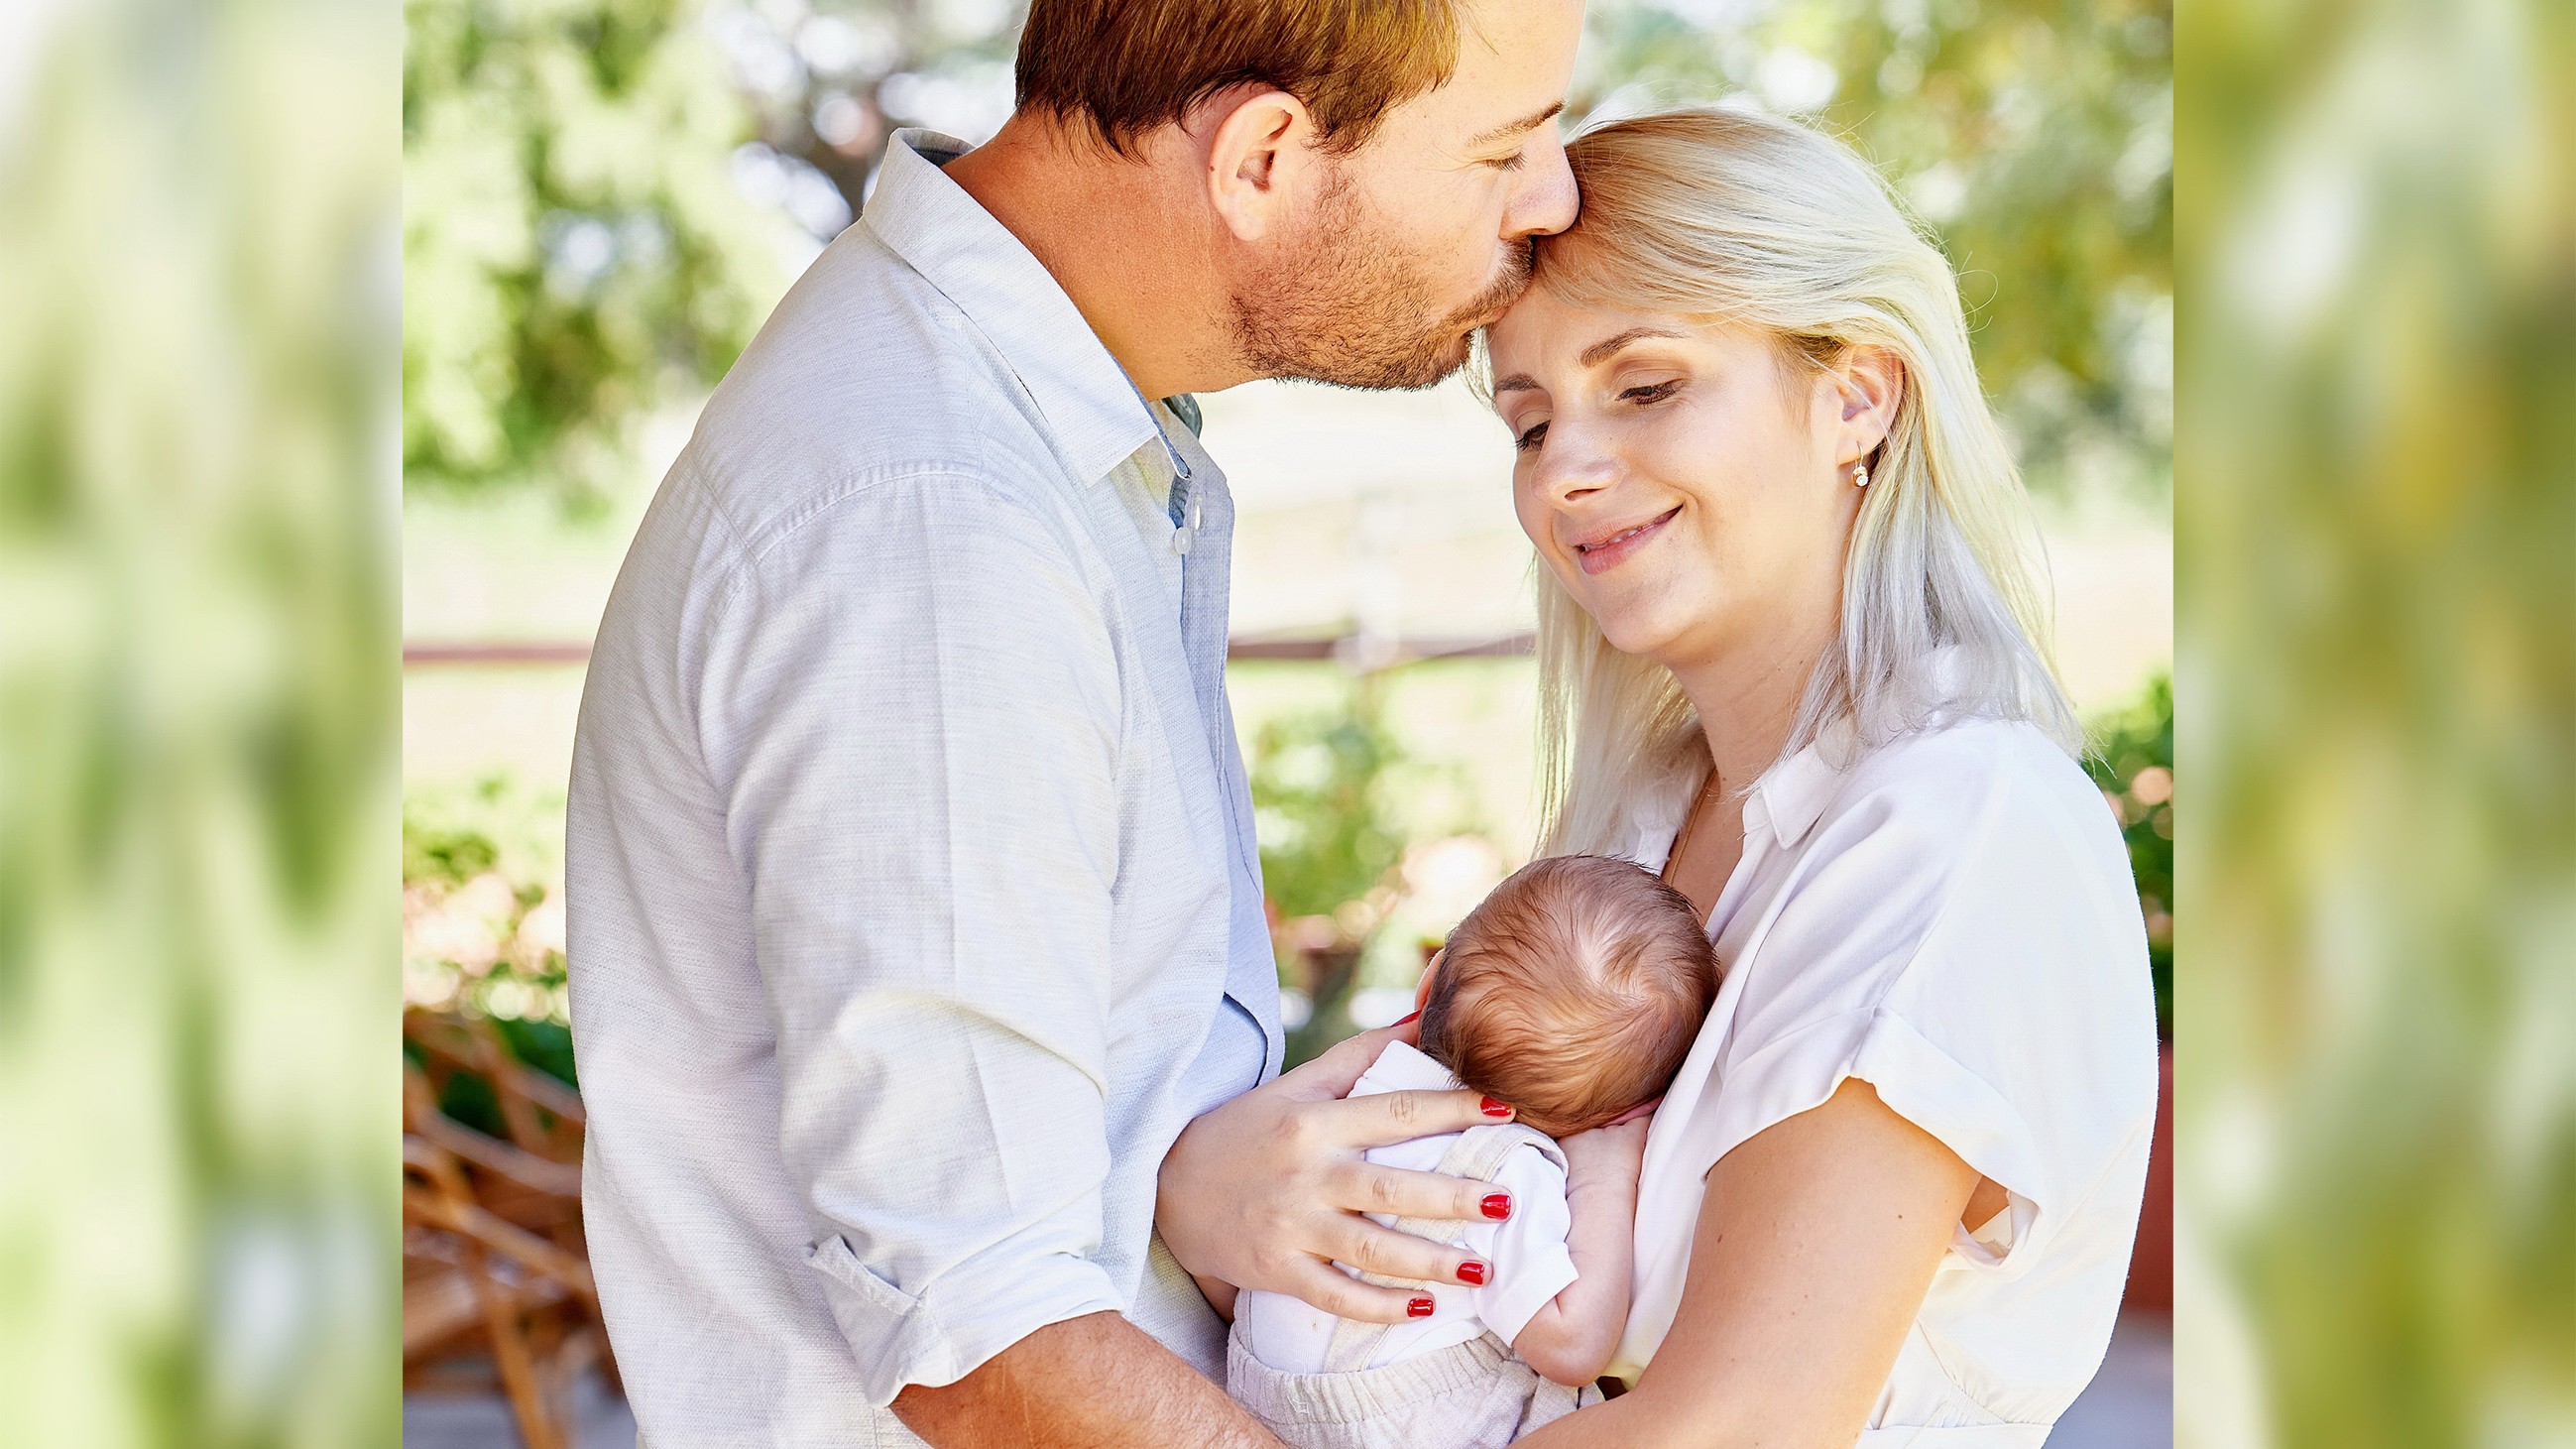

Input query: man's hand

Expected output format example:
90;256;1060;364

1156;1021;1521;1324
891;1311;1278;1448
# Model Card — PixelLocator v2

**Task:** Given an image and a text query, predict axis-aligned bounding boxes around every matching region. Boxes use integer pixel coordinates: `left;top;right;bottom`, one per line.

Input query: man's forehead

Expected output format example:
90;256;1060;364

1416;0;1582;131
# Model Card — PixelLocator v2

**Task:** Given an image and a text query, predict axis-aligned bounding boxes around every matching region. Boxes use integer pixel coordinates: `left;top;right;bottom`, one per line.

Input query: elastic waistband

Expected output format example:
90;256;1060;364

1227;1323;1523;1424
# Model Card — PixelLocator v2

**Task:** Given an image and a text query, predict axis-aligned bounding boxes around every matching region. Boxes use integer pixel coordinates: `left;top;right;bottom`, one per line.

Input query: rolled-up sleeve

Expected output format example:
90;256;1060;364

699;469;1126;1403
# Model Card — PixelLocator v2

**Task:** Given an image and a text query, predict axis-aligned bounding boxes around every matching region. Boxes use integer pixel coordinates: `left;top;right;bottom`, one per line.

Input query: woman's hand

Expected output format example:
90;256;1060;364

1157;1020;1523;1324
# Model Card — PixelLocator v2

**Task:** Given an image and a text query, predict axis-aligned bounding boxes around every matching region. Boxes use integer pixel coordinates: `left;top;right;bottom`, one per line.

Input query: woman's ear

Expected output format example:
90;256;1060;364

1829;344;1906;467
1204;88;1319;244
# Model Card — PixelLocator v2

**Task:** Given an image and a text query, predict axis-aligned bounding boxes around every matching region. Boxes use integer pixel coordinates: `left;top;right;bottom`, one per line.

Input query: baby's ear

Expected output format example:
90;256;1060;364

1414;947;1444;1010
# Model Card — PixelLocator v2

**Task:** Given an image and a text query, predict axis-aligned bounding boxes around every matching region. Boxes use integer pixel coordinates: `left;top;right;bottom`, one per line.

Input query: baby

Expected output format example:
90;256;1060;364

1229;854;1719;1449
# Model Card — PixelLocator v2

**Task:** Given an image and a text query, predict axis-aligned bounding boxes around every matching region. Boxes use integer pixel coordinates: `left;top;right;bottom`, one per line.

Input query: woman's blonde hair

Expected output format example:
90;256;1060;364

1519;107;2081;857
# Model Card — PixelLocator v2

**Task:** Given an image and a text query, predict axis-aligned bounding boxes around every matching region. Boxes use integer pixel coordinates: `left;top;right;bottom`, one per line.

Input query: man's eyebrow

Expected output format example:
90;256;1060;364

1580;326;1687;368
1491;374;1541;395
1466;101;1565;151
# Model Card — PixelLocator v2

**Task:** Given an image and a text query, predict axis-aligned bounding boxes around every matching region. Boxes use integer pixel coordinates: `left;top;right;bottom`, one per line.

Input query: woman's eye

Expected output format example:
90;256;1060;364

1489;151;1526;173
1513;421;1550;452
1619;381;1679;405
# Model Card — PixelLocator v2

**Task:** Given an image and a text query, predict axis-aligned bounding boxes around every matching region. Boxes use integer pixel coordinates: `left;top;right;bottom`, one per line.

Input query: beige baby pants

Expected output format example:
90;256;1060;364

1223;1123;1602;1449
1227;1325;1595;1449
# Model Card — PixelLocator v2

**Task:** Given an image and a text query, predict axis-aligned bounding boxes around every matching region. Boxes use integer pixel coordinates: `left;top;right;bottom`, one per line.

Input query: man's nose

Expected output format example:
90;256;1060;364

1506;131;1581;240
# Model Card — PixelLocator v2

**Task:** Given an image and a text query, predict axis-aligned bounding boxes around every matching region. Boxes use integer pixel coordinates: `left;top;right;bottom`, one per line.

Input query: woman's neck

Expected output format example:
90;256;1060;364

1668;612;1839;795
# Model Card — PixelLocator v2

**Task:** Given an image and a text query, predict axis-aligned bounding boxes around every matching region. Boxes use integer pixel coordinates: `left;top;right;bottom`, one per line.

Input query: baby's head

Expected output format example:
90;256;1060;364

1418;855;1716;1139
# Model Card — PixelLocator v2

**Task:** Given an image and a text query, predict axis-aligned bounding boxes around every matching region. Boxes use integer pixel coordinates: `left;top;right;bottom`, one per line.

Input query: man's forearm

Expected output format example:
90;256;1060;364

891;1310;1278;1449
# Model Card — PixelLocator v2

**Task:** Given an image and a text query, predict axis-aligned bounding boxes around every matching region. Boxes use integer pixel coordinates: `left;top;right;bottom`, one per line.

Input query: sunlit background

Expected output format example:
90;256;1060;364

0;0;2561;1442
394;0;2174;1439
399;0;2174;1047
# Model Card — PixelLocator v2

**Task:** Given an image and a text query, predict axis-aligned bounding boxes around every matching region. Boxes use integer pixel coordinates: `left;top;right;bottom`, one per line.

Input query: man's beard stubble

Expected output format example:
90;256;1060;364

1230;172;1535;392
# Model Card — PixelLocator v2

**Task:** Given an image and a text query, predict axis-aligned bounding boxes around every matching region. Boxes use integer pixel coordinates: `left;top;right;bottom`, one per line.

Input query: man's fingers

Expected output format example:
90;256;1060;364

1279;1259;1435;1327
1329;1217;1479;1288
1332;1158;1513;1227
1335;1087;1509;1148
1274;1020;1423;1103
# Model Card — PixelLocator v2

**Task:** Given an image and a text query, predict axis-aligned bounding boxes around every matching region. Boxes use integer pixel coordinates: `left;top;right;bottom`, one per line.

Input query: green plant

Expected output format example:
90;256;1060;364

1249;684;1409;928
1249;681;1414;1063
2085;670;2173;1037
403;772;571;1026
403;0;799;507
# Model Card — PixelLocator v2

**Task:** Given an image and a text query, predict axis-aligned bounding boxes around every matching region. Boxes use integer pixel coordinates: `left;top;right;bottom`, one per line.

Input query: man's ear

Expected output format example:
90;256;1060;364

1205;88;1319;243
1829;344;1906;466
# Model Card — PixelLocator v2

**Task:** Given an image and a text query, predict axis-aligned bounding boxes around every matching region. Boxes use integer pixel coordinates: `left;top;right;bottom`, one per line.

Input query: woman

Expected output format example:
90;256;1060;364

1482;108;2160;1444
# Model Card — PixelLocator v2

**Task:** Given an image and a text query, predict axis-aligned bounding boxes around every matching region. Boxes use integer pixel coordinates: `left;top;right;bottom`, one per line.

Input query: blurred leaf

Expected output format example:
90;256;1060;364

1250;683;1408;926
2087;670;2174;1036
403;0;799;506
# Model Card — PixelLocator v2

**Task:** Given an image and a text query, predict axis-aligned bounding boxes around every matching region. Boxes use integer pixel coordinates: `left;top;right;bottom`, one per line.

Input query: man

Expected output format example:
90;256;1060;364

566;2;1583;1443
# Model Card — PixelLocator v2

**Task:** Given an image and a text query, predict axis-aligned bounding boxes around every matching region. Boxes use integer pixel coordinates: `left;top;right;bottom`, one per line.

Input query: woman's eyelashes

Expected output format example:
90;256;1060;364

1513;380;1681;452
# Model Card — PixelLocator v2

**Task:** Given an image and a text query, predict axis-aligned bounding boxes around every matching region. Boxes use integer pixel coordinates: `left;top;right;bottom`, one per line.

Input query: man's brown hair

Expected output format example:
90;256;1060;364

1014;0;1467;156
1420;855;1717;1139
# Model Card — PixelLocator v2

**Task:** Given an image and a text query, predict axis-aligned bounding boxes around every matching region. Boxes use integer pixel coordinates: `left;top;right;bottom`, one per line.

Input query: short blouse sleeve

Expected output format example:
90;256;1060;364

1672;727;2158;1274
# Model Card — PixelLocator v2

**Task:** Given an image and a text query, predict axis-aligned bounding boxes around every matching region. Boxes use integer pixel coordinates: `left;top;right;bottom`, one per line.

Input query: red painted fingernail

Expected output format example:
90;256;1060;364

1395;1010;1421;1026
1458;1260;1488;1285
1480;1193;1512;1220
1408;1296;1435;1318
1480;1096;1512;1118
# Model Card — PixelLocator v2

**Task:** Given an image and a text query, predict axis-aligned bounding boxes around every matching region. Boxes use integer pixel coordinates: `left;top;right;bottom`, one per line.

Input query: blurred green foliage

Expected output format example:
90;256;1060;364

2176;0;2573;1443
1;0;401;1439
1574;0;2172;498
404;0;797;506
1247;683;1414;1066
1248;683;1411;930
410;0;2168;513
2086;670;2174;1036
402;774;571;1027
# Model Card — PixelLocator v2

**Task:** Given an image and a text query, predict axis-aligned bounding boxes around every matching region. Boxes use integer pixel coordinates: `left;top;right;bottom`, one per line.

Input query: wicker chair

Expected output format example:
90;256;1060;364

403;1010;612;1449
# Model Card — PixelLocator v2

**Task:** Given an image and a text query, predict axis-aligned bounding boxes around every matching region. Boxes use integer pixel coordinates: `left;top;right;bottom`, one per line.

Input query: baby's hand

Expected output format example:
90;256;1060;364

1559;1112;1651;1195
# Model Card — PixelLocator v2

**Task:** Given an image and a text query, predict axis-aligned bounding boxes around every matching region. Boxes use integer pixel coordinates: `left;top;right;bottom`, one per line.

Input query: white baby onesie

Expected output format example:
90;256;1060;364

1234;1039;1581;1373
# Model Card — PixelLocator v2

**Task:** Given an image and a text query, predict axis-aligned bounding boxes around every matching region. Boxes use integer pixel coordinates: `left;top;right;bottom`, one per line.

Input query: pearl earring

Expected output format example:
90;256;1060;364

1852;461;1870;489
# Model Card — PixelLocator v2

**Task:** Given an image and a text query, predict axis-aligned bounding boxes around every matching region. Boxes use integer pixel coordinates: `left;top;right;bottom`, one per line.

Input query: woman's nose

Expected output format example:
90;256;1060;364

1532;423;1618;505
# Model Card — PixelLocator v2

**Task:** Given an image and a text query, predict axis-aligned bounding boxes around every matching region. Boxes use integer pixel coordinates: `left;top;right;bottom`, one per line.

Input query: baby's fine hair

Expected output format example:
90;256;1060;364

1419;854;1717;1138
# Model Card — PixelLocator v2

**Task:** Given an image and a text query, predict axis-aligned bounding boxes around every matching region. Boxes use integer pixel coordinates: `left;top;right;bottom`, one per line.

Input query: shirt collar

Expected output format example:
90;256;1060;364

1744;733;1842;849
863;128;1163;485
1353;1038;1463;1097
1744;647;1975;847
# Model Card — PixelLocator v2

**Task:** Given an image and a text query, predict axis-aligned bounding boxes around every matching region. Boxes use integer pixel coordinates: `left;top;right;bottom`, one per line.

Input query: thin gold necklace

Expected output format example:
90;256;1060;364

1663;764;1722;883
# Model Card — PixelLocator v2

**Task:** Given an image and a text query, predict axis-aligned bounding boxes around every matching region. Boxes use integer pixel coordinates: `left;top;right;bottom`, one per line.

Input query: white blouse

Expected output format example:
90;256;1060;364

1609;718;2159;1446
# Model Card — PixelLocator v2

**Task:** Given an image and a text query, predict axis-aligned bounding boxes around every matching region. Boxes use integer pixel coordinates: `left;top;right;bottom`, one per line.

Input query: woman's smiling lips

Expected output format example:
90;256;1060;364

1571;506;1682;575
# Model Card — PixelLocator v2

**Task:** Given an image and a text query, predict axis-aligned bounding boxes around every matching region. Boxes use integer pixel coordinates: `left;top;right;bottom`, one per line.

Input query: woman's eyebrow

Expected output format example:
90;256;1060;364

1491;327;1691;397
1580;326;1687;368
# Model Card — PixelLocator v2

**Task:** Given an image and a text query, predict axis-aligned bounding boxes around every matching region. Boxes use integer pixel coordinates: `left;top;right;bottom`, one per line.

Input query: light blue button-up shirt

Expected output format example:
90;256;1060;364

566;129;1282;1445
